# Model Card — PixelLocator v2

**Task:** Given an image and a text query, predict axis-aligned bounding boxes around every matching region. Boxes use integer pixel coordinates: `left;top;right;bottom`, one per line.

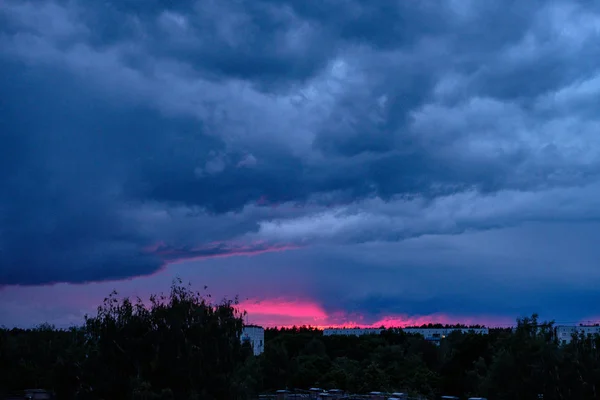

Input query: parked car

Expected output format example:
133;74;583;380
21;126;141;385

2;390;53;400
24;390;53;400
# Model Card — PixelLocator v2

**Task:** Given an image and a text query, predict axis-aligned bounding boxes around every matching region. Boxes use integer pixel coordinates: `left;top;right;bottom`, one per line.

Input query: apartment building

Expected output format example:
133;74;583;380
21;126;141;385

322;328;383;337
322;327;488;344
556;325;600;345
241;325;265;355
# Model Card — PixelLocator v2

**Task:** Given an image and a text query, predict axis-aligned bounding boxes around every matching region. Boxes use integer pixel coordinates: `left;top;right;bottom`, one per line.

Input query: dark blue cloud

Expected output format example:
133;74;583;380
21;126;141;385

1;0;600;329
321;288;600;324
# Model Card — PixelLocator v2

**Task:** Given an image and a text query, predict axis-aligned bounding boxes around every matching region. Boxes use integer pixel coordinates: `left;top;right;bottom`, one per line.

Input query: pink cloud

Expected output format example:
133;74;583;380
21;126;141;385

239;299;328;319
237;298;514;328
238;299;330;327
578;316;600;325
369;314;514;328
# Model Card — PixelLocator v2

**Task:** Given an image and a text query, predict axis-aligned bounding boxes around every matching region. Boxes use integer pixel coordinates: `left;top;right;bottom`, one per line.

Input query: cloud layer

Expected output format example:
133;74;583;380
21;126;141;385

2;0;600;325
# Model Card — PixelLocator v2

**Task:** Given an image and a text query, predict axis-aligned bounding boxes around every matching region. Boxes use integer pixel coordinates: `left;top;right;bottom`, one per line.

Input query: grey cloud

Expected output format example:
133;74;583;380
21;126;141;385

251;182;600;247
2;0;600;295
179;224;600;323
288;224;600;322
68;0;336;88
1;222;599;326
322;289;600;325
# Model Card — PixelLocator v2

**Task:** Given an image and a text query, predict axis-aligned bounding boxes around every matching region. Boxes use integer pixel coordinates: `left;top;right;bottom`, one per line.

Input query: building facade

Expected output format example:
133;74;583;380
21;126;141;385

403;327;488;342
556;325;600;345
323;328;383;337
322;327;488;344
241;325;265;355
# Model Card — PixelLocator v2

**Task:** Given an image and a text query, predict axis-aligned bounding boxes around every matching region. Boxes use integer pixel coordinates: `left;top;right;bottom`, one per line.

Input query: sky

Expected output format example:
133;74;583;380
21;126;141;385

2;0;600;329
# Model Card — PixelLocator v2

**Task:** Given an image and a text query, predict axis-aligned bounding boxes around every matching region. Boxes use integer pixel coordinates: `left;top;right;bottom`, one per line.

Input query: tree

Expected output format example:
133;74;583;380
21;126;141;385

4;300;600;400
82;280;246;399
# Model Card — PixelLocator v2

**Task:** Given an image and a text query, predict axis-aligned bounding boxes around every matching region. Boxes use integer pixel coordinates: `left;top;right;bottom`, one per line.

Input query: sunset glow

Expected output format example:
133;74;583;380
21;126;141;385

237;298;515;328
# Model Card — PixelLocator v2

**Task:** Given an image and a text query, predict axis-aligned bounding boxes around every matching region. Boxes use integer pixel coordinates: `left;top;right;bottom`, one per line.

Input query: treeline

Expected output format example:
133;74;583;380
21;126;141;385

0;282;255;400
1;284;600;400
261;320;600;399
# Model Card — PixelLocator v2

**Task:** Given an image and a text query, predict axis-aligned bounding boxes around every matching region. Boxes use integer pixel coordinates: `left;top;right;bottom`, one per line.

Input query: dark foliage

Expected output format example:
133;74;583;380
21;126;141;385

0;281;254;400
1;288;599;400
259;316;600;399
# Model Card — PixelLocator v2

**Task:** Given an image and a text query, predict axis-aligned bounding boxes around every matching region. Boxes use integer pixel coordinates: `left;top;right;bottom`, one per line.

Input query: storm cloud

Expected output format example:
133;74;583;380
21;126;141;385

2;0;600;324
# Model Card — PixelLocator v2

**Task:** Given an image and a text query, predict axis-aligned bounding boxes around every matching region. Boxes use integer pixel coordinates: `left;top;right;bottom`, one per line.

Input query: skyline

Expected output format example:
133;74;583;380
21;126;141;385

2;0;600;328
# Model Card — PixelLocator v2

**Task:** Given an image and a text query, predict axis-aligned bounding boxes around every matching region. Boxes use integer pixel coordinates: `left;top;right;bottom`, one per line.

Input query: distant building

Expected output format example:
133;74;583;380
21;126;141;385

323;327;488;344
241;325;265;355
323;328;383;336
404;327;488;344
556;325;600;345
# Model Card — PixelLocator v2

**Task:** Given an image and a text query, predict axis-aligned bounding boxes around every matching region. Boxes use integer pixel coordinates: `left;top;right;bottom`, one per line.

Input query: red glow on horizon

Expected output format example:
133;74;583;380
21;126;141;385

238;298;513;329
578;317;600;326
238;299;330;327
